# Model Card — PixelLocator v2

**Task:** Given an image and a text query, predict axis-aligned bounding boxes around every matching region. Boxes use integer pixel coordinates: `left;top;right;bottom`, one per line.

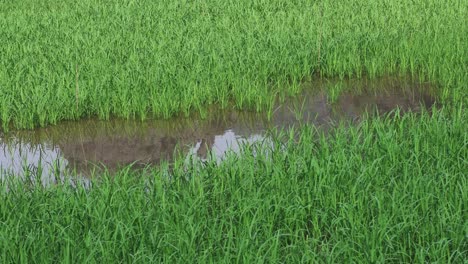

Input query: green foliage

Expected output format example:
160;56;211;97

1;109;467;263
0;1;466;262
0;0;466;129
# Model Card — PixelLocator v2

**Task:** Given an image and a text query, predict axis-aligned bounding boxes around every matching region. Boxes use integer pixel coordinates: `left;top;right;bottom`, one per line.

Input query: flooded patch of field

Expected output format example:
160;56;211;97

0;77;435;182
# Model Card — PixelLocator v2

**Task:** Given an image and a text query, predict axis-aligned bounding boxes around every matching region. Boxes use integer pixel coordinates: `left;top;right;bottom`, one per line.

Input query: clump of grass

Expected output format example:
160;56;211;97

326;81;345;103
0;0;466;130
1;108;466;262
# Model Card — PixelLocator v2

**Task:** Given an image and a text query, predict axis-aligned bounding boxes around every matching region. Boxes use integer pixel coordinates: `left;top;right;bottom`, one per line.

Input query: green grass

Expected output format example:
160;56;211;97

1;108;467;263
1;0;467;262
0;0;466;130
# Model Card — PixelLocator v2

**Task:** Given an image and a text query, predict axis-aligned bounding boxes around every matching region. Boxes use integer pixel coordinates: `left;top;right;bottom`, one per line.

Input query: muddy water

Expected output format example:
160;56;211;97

0;77;435;182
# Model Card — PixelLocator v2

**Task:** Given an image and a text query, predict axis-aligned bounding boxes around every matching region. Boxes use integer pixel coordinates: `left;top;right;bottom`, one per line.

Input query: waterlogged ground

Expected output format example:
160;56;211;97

0;77;435;183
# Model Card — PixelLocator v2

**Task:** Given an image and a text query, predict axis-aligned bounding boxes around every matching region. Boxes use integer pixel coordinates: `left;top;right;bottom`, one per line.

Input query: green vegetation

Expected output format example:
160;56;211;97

1;109;466;263
1;0;467;262
0;0;466;129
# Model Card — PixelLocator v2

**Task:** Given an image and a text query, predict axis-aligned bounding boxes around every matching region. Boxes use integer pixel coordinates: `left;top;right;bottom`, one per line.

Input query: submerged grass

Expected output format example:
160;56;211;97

1;108;466;262
0;0;466;129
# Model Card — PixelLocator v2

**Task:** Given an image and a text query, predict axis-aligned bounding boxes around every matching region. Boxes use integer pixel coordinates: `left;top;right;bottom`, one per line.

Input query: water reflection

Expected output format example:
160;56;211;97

0;140;68;185
0;77;436;183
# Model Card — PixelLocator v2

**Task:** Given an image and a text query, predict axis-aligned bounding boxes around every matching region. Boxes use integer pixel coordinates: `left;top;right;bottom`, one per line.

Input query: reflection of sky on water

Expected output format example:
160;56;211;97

0;77;436;185
0;139;69;186
188;130;270;162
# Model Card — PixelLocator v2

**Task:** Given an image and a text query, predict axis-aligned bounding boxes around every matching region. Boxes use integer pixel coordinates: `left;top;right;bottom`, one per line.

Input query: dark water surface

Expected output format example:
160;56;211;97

0;77;435;183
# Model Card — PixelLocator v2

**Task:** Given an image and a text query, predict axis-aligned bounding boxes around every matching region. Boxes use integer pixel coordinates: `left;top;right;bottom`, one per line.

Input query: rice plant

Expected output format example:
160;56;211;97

0;0;466;130
1;108;466;263
0;0;466;262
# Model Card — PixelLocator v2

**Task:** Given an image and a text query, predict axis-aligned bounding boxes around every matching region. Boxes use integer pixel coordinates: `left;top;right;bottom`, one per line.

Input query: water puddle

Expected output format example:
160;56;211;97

0;77;435;183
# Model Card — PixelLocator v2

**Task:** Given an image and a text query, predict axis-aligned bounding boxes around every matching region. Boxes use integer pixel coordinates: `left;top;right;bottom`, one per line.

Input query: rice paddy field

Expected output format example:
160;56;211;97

0;0;467;263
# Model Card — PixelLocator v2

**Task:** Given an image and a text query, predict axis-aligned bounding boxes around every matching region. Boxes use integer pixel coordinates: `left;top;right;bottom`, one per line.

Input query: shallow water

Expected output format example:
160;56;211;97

0;77;435;183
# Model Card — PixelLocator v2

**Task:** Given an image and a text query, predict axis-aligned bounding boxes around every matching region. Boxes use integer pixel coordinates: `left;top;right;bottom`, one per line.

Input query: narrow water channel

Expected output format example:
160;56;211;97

0;77;435;183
